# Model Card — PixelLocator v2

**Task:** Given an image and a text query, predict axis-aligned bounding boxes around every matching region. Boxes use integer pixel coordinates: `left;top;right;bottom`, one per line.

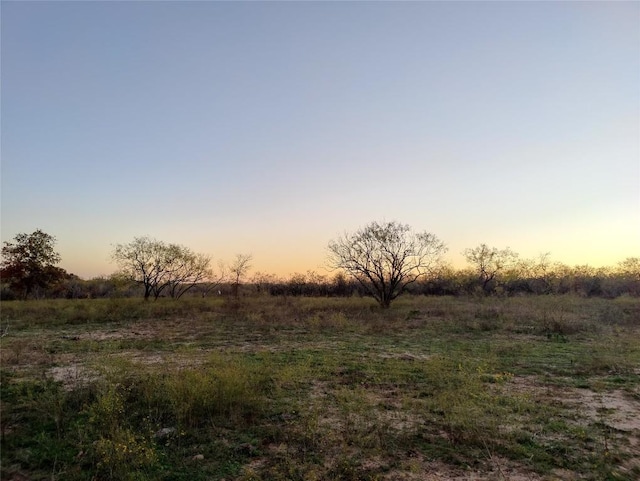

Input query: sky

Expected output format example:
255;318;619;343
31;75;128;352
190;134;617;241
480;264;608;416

1;1;639;280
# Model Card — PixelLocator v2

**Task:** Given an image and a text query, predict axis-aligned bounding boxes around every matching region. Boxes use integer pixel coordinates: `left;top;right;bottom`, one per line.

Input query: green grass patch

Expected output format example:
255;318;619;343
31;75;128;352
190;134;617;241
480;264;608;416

2;295;639;480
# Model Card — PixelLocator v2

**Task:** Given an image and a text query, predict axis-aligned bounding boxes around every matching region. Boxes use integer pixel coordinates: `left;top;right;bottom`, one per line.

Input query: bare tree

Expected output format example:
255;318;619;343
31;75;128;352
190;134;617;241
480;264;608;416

165;250;213;299
111;237;213;300
618;257;640;281
251;271;279;295
229;253;253;298
112;237;168;300
519;252;554;294
327;220;446;308
199;260;227;297
463;244;519;295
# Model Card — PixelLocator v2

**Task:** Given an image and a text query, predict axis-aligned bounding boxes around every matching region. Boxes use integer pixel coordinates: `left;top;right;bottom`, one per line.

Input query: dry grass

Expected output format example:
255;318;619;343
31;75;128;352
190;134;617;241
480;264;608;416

1;294;639;480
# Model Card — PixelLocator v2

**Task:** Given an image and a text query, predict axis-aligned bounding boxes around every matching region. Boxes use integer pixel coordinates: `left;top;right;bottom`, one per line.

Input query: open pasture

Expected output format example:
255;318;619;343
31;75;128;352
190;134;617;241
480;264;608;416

1;295;639;480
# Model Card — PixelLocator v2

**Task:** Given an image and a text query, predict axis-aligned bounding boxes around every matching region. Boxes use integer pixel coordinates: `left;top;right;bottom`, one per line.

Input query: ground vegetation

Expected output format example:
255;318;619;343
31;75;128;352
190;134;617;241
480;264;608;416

1;295;639;480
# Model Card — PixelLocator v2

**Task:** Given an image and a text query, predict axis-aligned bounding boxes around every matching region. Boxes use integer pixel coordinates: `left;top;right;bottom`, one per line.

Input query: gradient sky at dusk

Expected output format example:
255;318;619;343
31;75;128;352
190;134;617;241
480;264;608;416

2;1;639;279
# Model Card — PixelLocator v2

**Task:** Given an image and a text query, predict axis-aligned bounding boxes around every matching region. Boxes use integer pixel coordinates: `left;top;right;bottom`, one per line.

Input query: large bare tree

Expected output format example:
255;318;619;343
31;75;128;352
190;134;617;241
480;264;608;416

112;237;169;300
111;237;213;300
327;221;446;308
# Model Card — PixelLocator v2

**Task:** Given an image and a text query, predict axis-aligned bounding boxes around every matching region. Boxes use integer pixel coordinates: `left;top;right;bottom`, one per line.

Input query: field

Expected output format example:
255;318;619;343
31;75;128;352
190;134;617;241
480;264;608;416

1;295;639;481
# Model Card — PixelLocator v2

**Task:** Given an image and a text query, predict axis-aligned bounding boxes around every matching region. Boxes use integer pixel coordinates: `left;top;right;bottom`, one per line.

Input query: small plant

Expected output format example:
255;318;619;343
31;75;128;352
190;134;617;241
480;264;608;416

93;427;158;481
84;384;159;480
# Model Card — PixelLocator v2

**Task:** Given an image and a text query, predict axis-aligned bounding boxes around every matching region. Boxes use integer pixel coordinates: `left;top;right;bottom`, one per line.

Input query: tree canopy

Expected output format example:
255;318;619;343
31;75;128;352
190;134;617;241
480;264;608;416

111;236;214;300
463;244;519;295
1;229;67;299
328;220;446;308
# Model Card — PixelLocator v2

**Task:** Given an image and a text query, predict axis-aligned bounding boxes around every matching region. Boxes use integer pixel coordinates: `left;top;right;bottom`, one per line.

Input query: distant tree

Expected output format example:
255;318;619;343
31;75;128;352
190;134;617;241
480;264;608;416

570;264;606;297
165;249;213;299
229;253;252;298
251;271;279;295
608;257;640;297
84;275;119;299
112;237;167;300
111;236;213;300
306;270;329;296
330;272;353;297
286;273;308;297
550;262;573;294
521;252;554;295
194;260;227;297
414;263;462;296
463;244;519;295
327;220;447;308
618;257;640;281
1;229;67;299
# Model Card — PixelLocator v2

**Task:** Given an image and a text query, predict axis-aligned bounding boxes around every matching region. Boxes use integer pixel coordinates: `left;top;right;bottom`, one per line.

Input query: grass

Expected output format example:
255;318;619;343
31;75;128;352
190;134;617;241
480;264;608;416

1;294;639;480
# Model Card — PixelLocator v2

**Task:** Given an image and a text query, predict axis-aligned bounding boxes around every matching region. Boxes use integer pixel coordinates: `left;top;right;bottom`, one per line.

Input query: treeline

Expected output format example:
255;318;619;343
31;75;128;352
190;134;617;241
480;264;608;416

2;229;639;302
3;260;638;301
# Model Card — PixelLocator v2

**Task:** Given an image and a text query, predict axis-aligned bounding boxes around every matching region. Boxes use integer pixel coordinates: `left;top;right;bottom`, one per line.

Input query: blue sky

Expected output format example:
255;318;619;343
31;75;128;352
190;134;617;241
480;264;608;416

2;1;638;279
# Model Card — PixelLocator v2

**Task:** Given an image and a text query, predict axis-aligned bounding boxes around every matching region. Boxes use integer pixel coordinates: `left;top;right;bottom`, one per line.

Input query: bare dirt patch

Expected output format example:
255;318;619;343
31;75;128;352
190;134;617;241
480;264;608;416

76;320;178;342
378;351;433;361
502;375;640;477
48;364;99;390
509;377;640;433
383;457;544;481
567;388;640;432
